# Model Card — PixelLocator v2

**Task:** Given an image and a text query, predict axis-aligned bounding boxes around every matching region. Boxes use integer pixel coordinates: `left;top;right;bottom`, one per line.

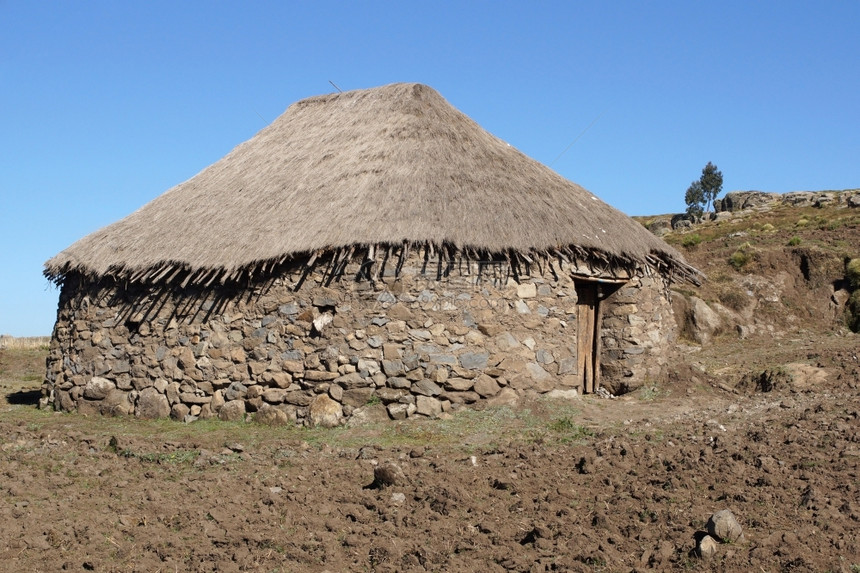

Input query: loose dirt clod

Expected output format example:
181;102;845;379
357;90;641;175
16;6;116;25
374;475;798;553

370;461;406;488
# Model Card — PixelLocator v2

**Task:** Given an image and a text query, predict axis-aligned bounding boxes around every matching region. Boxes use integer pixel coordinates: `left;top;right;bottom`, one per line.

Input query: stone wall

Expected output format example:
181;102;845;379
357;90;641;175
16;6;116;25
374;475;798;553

42;252;676;424
599;275;676;394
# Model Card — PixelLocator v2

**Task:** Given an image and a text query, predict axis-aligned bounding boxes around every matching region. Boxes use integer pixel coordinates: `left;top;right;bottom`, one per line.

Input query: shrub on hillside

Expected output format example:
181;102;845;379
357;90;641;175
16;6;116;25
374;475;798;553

847;290;860;333
729;244;754;271
846;259;860;333
847;258;860;290
718;290;748;312
681;233;702;248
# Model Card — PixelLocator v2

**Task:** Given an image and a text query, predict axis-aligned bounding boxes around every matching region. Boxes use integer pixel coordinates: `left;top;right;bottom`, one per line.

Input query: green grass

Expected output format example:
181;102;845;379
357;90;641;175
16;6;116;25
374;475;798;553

680;233;702;248
116;447;200;465
546;416;594;443
847;258;860;290
639;385;661;401
729;247;753;270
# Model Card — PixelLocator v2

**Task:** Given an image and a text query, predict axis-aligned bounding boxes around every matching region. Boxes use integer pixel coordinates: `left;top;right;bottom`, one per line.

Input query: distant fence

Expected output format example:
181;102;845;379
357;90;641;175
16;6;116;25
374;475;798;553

0;336;51;350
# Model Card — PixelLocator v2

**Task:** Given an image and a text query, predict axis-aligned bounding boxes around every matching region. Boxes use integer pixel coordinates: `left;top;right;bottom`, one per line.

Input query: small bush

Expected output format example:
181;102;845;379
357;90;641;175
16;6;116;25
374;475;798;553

761;223;775;232
796;218;809;227
729;249;752;270
846;290;860;333
681;233;702;248
847;258;860;290
718;290;748;311
787;236;802;246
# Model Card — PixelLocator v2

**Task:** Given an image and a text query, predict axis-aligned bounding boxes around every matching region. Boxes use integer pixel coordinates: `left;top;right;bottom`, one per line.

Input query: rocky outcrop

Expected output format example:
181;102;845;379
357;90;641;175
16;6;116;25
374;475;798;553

716;189;859;213
671;295;724;346
715;191;779;212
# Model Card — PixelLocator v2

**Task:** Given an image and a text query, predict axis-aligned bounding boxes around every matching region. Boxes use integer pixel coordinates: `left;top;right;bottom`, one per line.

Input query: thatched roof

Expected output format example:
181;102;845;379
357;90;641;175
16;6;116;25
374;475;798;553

45;82;699;286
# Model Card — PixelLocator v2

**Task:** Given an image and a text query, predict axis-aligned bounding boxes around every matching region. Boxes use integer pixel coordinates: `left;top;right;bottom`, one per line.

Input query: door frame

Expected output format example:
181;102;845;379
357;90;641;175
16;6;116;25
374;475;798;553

574;279;624;394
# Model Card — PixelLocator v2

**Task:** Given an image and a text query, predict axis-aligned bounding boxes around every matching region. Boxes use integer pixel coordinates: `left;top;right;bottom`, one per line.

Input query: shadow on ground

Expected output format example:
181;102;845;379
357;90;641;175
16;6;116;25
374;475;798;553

6;389;41;406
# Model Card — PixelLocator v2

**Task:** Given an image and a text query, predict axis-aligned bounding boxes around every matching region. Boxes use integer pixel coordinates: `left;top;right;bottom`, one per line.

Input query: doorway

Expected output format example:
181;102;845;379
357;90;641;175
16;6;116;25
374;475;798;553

574;281;622;393
575;283;600;393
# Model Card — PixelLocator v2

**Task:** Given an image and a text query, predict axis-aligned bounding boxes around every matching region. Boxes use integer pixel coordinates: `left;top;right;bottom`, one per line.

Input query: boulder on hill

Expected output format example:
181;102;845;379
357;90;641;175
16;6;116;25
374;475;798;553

716;191;779;213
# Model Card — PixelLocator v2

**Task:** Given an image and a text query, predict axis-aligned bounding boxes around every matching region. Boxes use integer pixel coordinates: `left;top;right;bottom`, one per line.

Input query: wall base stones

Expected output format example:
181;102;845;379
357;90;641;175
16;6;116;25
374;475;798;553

42;252;677;424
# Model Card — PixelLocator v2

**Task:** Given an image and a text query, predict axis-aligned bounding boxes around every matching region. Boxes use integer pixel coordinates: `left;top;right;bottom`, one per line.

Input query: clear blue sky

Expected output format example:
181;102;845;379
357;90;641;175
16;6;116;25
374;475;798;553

1;1;858;336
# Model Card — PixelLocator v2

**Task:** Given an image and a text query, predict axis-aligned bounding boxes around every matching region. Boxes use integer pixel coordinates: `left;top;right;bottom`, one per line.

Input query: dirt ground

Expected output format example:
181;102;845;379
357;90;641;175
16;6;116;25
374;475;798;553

1;334;858;573
2;203;858;572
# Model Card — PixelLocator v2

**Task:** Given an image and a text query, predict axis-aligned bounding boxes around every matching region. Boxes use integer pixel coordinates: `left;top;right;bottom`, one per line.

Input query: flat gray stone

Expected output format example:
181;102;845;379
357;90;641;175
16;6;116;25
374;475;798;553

459;351;489;370
412;379;443;397
536;349;555;364
557;357;577;375
526;362;551;381
382;360;406;377
429;353;457;366
278;303;299;315
387;377;411;389
444;377;474;392
376;292;397;304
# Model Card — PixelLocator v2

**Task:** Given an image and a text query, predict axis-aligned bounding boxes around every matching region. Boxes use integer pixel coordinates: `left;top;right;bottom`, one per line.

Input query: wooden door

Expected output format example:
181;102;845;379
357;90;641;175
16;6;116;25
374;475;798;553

575;283;603;393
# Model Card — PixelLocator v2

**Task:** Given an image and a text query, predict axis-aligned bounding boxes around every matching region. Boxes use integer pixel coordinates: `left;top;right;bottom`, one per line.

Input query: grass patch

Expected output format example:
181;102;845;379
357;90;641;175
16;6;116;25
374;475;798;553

680;233;702;248
119;449;201;464
639;385;661;401
729;244;755;270
547;416;593;443
847;258;860;290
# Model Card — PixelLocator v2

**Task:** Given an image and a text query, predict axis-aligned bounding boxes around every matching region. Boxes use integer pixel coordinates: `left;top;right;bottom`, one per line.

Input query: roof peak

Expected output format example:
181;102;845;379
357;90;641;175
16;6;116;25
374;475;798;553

46;83;697;285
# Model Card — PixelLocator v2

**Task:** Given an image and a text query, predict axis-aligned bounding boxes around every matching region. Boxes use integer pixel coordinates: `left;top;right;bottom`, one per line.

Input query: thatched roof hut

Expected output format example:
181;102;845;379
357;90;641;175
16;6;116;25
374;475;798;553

42;83;700;422
45;82;697;288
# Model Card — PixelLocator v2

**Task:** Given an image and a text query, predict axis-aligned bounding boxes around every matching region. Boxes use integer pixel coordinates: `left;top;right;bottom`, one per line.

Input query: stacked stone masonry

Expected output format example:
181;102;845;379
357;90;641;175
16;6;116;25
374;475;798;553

43;252;676;424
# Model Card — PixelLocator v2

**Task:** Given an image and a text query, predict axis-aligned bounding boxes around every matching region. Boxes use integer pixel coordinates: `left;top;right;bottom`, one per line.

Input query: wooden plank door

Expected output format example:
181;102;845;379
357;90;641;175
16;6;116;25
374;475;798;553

575;283;602;394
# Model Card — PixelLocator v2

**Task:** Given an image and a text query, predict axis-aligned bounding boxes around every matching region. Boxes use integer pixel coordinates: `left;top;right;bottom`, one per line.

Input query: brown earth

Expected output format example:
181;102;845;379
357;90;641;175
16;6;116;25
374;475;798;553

1;202;859;572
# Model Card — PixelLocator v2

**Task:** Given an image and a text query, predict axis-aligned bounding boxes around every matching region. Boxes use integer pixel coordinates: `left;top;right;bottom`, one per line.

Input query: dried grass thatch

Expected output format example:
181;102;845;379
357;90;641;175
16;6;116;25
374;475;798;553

45;83;699;286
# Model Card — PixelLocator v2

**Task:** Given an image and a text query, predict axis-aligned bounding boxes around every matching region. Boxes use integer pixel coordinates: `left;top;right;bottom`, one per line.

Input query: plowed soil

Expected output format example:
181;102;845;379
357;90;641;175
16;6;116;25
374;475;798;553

2;336;858;572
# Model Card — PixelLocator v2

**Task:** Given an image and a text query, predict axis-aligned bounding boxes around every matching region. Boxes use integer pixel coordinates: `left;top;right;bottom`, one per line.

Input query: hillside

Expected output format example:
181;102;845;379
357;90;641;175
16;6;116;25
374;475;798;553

637;189;859;391
0;191;857;572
